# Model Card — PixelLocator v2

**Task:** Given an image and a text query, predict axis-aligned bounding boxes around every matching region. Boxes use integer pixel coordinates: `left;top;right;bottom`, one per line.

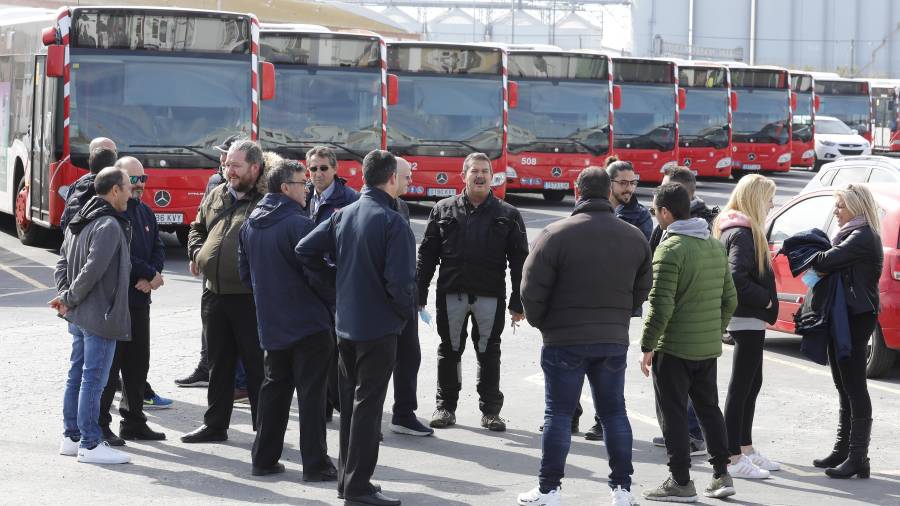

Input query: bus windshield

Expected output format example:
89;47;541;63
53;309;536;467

508;79;610;155
818;95;871;135
732;89;789;145
69;51;251;168
614;83;676;151
260;67;381;159
679;88;729;149
792;93;814;142
388;74;503;158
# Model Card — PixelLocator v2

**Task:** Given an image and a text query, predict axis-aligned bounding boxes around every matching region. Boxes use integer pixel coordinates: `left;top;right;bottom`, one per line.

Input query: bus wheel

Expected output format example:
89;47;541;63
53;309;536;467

542;190;566;202
15;179;46;246
731;170;745;180
812;159;824;172
176;228;189;248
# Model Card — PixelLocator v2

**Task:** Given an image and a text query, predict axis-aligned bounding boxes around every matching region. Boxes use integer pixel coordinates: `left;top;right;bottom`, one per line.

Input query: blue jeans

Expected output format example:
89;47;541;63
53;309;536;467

63;324;117;448
540;344;633;492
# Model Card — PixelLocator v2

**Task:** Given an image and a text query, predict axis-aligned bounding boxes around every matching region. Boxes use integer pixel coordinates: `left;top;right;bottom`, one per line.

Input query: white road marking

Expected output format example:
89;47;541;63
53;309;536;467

0;288;48;298
0;263;49;289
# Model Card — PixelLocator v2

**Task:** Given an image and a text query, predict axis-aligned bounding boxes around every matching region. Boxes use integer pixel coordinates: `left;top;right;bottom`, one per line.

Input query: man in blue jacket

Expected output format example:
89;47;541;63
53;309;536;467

296;150;414;506
239;158;337;481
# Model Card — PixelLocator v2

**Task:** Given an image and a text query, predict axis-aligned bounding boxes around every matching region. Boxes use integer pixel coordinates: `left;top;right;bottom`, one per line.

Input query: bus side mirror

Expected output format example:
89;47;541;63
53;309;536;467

46;45;64;78
260;62;275;101
730;90;739;111
613;84;622;110
814;95;821;112
678;88;687;110
387;73;399;106
508;80;519;109
42;26;57;46
791;92;798;111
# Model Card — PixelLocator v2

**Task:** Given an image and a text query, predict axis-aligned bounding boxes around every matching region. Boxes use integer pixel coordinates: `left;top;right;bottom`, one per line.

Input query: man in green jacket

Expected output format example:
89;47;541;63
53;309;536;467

640;183;738;503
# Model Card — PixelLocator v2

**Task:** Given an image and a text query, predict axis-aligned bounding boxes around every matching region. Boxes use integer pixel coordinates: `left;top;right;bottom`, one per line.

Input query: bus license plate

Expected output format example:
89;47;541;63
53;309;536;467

155;213;184;225
426;188;456;197
544;182;570;190
743;164;761;171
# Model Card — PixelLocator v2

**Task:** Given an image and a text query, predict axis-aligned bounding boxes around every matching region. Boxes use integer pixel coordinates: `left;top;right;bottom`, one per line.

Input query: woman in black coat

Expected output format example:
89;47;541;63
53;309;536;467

811;183;883;479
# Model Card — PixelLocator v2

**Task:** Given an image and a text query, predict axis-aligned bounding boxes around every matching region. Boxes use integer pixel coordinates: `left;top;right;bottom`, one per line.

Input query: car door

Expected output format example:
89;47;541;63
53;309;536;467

767;193;837;332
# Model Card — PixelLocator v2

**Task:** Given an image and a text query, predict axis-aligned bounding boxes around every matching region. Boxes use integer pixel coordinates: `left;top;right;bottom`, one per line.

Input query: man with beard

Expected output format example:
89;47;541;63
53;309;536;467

97;157;167;442
182;139;266;443
607;160;652;240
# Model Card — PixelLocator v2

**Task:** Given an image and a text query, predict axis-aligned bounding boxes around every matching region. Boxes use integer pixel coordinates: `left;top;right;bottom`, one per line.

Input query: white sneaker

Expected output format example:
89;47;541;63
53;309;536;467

59;436;80;456
77;441;130;464
727;454;770;479
610;485;636;506
517;486;561;506
745;449;780;471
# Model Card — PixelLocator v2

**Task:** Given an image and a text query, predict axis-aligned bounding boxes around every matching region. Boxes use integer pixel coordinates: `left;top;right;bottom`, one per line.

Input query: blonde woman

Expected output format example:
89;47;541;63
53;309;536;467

713;174;779;479
811;184;883;479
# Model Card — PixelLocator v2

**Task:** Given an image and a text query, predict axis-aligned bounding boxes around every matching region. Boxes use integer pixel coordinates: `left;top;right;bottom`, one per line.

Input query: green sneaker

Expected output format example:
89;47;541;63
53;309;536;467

642;476;698;503
703;473;736;499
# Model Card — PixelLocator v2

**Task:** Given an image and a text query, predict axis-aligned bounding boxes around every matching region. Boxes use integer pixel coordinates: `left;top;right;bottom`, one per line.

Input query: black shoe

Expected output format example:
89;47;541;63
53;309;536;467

814;410;850;468
339;485;382;500
344;491;400;506
181;425;228;443
175;368;209;388
101;426;126;446
584;423;604;441
252;463;285;476
120;423;166;441
303;461;338;482
481;414;506;432
826;418;872;479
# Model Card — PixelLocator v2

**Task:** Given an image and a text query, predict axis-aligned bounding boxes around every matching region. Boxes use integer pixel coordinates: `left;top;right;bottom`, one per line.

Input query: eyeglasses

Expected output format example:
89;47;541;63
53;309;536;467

308;165;332;172
129;175;148;184
283;180;306;186
649;206;659;217
612;179;639;187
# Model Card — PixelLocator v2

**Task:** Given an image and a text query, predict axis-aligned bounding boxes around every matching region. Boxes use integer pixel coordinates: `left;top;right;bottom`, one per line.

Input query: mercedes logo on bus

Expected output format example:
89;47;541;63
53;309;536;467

154;190;172;208
747;153;757;161
436;173;448;184
551;167;562;177
683;159;692;167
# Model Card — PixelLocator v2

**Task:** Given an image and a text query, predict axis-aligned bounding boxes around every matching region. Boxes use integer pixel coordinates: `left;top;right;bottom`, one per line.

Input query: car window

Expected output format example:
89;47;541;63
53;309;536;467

830;167;870;187
869;167;899;183
821;168;838;186
768;195;835;243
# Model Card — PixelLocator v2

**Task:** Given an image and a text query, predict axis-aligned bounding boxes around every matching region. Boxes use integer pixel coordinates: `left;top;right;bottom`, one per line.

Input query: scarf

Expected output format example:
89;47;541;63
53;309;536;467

833;215;868;246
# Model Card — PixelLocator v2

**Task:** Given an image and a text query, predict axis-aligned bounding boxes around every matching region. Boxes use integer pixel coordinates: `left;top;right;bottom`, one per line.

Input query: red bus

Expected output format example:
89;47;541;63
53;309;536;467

727;65;793;176
871;80;900;152
259;24;394;189
790;72;817;168
386;41;512;200
611;57;683;184
813;73;874;144
676;61;734;179
505;49;617;201
4;6;271;245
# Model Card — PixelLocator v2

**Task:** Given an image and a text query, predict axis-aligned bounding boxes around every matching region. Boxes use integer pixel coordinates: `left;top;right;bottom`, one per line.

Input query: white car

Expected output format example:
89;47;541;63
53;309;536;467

800;155;900;195
814;115;872;171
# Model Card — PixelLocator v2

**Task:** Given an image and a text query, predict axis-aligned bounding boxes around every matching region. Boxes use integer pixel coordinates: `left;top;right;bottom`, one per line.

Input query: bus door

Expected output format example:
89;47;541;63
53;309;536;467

29;55;55;225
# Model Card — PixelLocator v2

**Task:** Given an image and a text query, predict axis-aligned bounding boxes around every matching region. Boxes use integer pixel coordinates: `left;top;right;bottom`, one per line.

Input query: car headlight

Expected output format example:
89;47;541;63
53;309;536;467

491;173;506;187
505;167;517;178
715;157;732;169
776;153;791;164
58;185;70;199
659;160;678;173
820;140;836;147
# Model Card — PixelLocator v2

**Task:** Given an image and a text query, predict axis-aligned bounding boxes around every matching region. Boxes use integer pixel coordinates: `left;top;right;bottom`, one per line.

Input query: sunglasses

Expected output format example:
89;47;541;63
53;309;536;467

129;175;149;184
308;165;332;173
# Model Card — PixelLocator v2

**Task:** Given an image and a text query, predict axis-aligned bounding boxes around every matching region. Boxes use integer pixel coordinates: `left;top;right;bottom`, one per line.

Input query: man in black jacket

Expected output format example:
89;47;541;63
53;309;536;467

296;150;414;506
61;141;118;231
649;166;719;252
97;157;167;442
417;152;529;432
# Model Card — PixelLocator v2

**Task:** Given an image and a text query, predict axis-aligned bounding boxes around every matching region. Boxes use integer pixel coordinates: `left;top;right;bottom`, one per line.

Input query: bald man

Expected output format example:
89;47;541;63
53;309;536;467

97;156;168;442
89;137;116;153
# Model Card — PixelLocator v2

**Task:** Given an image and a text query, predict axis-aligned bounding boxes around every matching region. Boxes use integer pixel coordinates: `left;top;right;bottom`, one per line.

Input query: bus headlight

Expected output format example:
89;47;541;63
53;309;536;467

777;153;791;164
802;149;816;159
505;167;517;178
715;157;732;169
491;173;506;187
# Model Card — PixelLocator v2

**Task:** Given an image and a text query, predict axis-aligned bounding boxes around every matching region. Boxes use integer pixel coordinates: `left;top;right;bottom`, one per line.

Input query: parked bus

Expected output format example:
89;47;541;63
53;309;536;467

386;41;512;200
3;6;272;245
611;57;683;184
870;79;900;152
812;72;874;144
790;72;818;168
259;24;394;189
727;64;794;176
505;48;617;201
676;60;734;179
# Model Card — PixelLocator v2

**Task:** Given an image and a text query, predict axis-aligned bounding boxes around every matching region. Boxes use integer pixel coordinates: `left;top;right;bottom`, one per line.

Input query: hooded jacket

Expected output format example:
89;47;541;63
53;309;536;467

717;210;778;324
521;198;653;346
239;193;332;350
615;196;653;241
305;177;360;225
650;197;720;253
55;196;132;341
126;198;165;308
641;217;737;360
60;173;96;231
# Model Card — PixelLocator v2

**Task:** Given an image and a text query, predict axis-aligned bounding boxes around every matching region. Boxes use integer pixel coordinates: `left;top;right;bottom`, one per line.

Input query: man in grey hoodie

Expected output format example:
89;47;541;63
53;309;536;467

52;167;133;465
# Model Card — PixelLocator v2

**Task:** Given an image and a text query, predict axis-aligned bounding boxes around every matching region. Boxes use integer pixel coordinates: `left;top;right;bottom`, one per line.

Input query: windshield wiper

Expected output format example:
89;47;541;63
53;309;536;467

417;139;481;152
130;144;219;164
264;139;366;162
527;137;607;156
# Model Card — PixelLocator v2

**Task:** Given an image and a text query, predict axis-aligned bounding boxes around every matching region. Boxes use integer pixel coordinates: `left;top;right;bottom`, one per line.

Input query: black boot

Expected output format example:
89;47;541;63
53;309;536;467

813;410;850;468
826;418;871;479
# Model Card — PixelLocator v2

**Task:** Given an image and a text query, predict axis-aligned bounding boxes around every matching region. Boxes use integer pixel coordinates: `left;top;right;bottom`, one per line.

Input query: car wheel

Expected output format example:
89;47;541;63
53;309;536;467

865;325;896;379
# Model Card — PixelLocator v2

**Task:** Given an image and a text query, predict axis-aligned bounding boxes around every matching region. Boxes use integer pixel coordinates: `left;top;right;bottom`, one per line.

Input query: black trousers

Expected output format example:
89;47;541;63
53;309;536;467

326;337;340;414
652;352;729;484
723;329;765;455
392;314;421;422
202;291;264;431
337;334;398;498
828;311;877;420
252;332;333;473
99;305;150;429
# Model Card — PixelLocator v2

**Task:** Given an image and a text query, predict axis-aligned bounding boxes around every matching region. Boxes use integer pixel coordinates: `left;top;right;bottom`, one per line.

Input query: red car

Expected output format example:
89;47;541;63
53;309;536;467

766;183;900;377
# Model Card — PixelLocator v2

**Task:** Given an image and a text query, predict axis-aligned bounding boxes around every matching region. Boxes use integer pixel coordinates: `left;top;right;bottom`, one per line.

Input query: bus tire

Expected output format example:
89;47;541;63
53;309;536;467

731;169;746;180
15;178;46;247
542;190;566;202
176;228;189;248
812;159;824;172
866;325;896;379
